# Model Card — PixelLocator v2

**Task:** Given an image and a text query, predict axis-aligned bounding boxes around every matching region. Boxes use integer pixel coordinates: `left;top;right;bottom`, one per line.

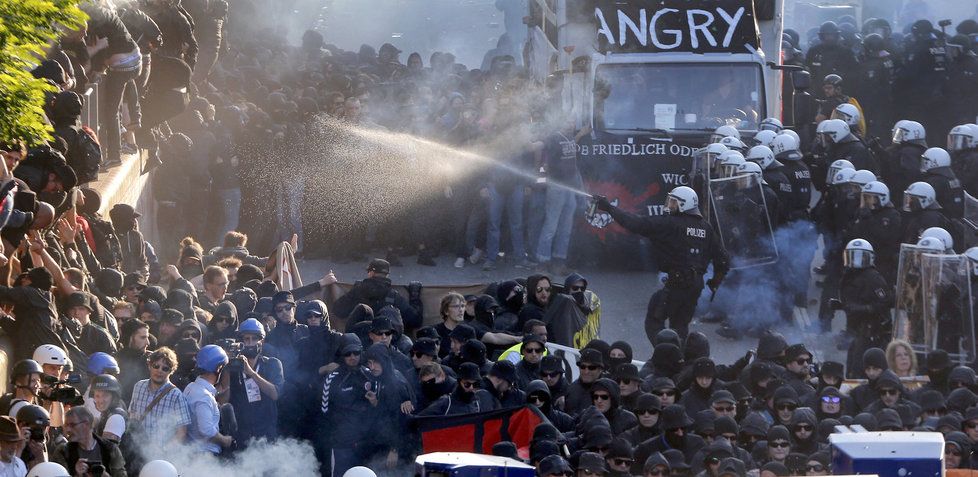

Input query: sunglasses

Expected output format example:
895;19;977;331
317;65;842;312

966;421;978;429
713;405;735;412
536;287;551;293
579;365;602;371
528;395;547;404
460;380;477;388
524;347;544;354
181;332;200;339
638;409;660;416
612;458;633;466
592;393;611;401
150;364;172;372
374;330;394;336
618;378;635;385
411;351;429;359
769;441;790;448
795;357;811;365
542;371;562;378
795;424;813;432
879;388;900;396
705;457;720;465
590;446;609;453
654;390;677;397
343;351;361;357
821;395;841;404
806;464;825;472
776;403;797;411
570;286;586;292
274;305;295;312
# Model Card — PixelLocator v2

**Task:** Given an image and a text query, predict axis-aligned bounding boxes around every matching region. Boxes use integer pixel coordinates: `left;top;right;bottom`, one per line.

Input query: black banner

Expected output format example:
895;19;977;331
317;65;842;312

575;132;705;264
590;0;760;54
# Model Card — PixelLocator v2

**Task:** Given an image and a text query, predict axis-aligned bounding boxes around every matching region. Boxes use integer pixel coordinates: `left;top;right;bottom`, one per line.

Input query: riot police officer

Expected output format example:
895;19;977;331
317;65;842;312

895;20;949;129
831;103;865;139
920;147;965;218
747;145;791;225
946;35;978;126
816;75;865;131
830;239;893;376
949;124;978;196
901;182;954;244
805;21;858;97
880;120;927;205
772;133;812;222
594;187;729;341
853;33;896;139
819;119;879;174
846;181;903;285
812;167;859;328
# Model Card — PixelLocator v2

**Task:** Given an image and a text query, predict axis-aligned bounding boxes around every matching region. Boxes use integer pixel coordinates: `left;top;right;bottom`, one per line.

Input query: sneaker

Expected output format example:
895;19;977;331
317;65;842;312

468;248;484;265
454;257;465;269
482;261;496;271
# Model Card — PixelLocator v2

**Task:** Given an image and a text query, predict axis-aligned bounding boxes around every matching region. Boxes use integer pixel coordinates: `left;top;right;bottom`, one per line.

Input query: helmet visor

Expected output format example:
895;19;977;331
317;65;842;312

860;192;882;210
903;193;920;212
830;109;853;124
892;127;908;144
665;196;680;214
949;134;969;152
710;133;727;144
844;248;874;268
760;122;780;132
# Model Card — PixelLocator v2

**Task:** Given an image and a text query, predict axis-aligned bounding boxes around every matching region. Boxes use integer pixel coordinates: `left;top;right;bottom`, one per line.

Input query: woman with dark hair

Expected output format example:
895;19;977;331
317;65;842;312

518;274;551;329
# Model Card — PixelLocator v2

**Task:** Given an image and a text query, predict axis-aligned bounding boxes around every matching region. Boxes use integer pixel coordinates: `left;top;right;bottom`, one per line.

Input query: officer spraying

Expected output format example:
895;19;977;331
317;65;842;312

594;187;729;341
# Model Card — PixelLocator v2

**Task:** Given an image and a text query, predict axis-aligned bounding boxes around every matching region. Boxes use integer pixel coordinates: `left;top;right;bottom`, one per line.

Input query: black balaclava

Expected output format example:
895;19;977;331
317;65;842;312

608;341;633;369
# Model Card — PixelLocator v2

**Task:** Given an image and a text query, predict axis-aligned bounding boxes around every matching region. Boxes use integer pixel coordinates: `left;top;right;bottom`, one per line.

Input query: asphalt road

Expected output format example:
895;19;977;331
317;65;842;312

298;249;846;366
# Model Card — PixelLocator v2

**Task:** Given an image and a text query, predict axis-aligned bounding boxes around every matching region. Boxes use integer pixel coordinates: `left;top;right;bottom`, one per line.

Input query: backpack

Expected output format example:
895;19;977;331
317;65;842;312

68;125;102;184
87;214;124;268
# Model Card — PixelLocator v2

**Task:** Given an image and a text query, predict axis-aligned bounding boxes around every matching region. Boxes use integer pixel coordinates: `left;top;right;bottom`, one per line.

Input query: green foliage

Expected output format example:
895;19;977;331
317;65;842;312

0;0;87;145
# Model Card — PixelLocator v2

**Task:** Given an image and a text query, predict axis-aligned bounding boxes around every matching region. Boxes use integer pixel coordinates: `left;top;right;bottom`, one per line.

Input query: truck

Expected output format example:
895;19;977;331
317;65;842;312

524;0;789;260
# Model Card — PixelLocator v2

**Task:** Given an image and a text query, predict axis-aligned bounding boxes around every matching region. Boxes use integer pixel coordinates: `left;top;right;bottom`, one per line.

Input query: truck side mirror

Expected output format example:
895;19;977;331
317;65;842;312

791;70;811;91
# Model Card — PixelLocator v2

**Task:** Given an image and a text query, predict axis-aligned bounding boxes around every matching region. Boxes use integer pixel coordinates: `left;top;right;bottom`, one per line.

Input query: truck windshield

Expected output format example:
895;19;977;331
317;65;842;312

593;63;765;132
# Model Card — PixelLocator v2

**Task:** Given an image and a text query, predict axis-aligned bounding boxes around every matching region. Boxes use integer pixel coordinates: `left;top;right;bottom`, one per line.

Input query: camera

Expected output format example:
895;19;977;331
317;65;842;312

939;19;953;28
88;461;105;476
27;426;45;441
41;374;84;406
216;338;244;373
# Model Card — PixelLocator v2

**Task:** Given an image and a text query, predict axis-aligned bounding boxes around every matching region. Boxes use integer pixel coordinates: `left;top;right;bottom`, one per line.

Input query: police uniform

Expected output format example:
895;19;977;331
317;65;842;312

880;143;925;205
598;201;729;340
846;206;903;285
827;138;879;175
779;157;813;221
923;166;965;219
839;265;893;376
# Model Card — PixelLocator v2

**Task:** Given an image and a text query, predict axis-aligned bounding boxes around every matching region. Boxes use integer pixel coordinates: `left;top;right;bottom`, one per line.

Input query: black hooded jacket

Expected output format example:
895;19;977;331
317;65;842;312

526;380;574;432
517;274;550;329
361;344;415;457
590;378;638;436
333;276;420;330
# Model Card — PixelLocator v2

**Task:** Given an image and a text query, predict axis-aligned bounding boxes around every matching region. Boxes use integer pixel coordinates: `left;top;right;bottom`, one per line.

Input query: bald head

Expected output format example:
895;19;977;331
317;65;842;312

31;202;54;230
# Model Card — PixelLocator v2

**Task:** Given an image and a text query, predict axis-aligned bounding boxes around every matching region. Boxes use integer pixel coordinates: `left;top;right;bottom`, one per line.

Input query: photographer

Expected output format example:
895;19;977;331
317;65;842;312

52;406;127;477
183;345;233;455
15;404;52;470
1;360;44;415
221;318;283;445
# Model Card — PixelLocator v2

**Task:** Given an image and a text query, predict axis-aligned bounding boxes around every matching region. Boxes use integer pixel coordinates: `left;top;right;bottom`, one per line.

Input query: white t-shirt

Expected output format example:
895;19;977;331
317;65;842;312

104;413;126;438
0;456;27;477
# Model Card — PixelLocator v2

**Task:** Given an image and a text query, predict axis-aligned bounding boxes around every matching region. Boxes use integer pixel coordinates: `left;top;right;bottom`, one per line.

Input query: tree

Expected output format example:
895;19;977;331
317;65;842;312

0;0;86;145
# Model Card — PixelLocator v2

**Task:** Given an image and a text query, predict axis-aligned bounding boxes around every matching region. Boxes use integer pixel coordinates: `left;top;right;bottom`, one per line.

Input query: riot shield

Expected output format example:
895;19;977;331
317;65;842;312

959;192;978;249
690;147;714;221
894;244;928;348
920;253;975;363
708;174;778;269
895;245;977;364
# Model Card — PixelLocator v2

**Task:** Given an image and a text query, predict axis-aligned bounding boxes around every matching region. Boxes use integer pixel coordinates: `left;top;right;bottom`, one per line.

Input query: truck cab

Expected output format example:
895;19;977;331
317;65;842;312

525;0;786;258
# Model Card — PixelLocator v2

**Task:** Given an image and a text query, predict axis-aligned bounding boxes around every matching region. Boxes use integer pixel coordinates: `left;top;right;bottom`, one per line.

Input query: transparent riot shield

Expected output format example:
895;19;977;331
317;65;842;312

959;192;978;250
708;174;779;269
690;147;714;222
894;244;928;348
920;253;975;364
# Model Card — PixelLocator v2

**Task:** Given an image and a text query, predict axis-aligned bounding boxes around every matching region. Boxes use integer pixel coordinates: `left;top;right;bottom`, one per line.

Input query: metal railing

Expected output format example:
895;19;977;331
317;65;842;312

79;79;100;136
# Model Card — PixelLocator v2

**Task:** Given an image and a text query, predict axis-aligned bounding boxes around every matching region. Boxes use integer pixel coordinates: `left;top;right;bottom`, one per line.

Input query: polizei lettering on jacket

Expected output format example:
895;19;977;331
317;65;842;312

687;227;706;238
591;0;760;54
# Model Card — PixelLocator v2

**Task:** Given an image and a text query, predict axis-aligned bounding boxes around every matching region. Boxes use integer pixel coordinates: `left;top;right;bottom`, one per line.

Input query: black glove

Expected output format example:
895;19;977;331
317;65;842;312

593;195;611;212
828;298;843;310
407;281;423;301
706;277;721;293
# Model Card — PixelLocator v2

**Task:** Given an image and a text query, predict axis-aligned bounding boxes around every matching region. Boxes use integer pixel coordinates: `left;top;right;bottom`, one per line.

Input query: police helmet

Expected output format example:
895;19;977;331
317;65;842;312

718;135;747;152
717;151;746;178
753;130;778;148
26;462;70;477
139;460;180;477
862;33;886;54
948;124;978;152
831;104;861;129
920;147;951;173
746;145;777;170
903;182;938;212
844;239;874;269
892;120;926;145
771;133;800;158
832;167;857;186
823;74;844;87
861;181;891;208
827;159;854;184
818;119;850;147
916;236;945;254
710;125;740;143
759;117;783;132
921;227;954;253
965;247;978;276
666;186;699;214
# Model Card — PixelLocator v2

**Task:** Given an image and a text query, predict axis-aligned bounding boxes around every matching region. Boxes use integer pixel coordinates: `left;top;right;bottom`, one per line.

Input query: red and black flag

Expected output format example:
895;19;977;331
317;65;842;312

413;406;548;459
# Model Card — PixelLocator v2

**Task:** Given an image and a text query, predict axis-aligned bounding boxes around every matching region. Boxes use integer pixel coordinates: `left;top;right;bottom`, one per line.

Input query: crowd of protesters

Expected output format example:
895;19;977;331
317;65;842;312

1;0;978;476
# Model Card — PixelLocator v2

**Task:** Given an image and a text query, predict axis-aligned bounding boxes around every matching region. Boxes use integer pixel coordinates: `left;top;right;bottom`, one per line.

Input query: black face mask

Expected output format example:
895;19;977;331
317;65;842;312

421;380;443;400
242;344;261;359
608;356;629;369
504;292;524;312
177;356;195;371
928;367;950;386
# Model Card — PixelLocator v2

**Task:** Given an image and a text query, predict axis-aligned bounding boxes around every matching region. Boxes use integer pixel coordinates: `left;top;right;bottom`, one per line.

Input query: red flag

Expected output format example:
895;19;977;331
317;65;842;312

414;406;547;457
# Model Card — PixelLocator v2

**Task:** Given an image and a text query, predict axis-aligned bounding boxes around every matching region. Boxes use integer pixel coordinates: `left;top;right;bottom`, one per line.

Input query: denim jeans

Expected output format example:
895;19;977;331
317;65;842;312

485;184;525;262
535;182;579;262
214;187;241;244
100;67;141;162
